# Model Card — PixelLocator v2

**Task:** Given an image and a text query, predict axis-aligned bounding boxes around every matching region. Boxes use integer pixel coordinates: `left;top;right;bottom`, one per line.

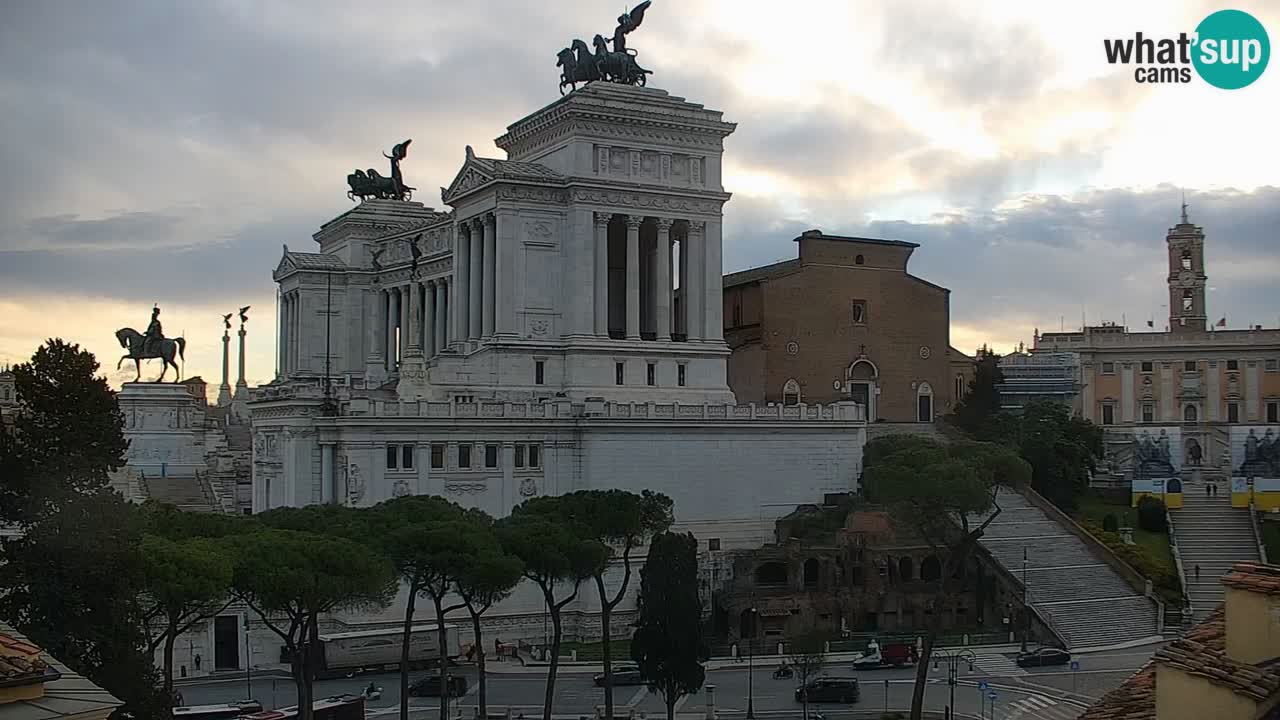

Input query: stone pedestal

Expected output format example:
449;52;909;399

117;383;207;479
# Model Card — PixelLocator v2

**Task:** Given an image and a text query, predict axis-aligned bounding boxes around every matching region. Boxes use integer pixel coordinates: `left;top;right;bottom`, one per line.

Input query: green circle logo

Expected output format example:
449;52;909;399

1193;9;1270;89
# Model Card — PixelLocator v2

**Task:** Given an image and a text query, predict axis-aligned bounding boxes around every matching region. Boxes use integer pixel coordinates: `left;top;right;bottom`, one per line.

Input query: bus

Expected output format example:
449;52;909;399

171;701;264;720
312;625;461;679
240;694;364;720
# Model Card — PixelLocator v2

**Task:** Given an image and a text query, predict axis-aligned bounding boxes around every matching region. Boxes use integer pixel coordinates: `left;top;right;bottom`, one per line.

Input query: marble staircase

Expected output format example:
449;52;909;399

1171;477;1261;620
975;488;1162;649
143;473;216;513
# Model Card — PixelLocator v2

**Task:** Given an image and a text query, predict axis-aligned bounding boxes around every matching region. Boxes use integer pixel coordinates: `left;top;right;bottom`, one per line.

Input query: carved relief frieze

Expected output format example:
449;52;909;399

570;189;722;215
495;186;568;205
445;482;487;495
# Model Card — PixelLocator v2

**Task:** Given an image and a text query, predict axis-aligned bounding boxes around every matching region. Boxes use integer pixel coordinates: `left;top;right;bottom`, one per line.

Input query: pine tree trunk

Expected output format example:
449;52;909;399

542;599;564;720
909;631;936;720
598;575;614;720
434;597;452;720
471;609;488;720
400;587;417;720
163;628;176;707
666;691;675;720
301;614;320;720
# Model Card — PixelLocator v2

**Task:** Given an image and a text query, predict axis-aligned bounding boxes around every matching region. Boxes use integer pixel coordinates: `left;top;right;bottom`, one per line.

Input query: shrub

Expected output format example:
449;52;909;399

1137;496;1167;532
1102;514;1119;532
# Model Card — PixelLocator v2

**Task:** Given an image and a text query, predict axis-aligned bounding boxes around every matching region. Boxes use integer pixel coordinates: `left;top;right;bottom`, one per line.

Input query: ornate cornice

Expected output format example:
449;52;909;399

570;188;725;216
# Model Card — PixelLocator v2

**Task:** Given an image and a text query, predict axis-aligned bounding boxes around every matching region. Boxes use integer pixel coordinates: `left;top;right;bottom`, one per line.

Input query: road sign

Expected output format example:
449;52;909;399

1070;660;1080;671
978;681;989;690
988;691;998;700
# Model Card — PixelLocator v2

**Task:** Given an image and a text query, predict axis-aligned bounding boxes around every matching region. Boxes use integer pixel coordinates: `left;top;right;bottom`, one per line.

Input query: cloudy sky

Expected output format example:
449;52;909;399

1;0;1277;390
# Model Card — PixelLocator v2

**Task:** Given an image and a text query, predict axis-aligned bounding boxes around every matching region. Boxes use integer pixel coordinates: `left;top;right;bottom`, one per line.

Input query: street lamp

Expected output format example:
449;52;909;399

746;604;757;720
1021;546;1029;653
931;648;975;720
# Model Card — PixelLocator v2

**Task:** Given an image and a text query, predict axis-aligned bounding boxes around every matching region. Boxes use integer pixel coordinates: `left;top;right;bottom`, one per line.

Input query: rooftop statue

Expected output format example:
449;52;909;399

347;139;415;202
557;1;653;94
115;306;187;382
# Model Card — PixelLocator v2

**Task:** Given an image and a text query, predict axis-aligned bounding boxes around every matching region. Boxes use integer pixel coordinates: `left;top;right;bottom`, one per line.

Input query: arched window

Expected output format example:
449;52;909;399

898;557;914;582
783;379;802;407
917;382;934;422
1181;249;1192;270
1;387;8;401
1184;404;1198;422
803;558;820;587
954;374;966;401
755;562;788;586
1182;289;1194;312
920;556;942;582
855;254;865;266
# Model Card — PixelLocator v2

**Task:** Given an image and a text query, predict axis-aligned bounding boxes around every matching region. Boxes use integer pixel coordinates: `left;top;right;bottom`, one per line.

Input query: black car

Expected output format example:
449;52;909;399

795;677;860;703
408;674;469;697
593;664;644;687
1016;648;1072;668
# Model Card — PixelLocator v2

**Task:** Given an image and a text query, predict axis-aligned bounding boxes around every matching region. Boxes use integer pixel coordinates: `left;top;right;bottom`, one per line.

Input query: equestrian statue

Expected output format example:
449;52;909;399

558;1;653;94
347;139;415;202
115;306;186;382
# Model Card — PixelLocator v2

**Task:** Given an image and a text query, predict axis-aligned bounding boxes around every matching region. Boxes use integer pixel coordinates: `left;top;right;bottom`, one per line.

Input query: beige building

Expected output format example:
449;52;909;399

1033;212;1280;473
1081;563;1280;720
722;230;974;423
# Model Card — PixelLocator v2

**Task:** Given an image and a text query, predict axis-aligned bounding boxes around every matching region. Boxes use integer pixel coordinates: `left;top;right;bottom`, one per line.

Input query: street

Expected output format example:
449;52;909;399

178;644;1160;719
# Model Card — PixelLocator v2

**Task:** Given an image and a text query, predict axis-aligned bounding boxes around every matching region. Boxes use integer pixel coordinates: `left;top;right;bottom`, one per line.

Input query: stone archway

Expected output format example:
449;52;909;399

847;359;879;419
917;382;934;422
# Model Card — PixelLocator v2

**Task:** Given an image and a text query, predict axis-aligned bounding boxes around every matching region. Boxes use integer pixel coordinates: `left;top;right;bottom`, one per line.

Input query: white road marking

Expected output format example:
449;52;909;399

625;686;649;707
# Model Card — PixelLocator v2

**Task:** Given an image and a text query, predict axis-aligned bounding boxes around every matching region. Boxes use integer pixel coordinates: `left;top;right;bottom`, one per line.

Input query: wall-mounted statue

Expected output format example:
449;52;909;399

347;140;415;202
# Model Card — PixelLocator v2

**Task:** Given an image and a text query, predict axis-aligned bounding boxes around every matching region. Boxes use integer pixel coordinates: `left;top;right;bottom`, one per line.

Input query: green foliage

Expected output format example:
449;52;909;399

631;532;705;720
1102;513;1119;532
0;492;166;717
951;347;1003;436
1077;518;1182;606
140;499;252;540
0;339;128;524
500;511;609;587
1136;496;1167;532
787;496;861;541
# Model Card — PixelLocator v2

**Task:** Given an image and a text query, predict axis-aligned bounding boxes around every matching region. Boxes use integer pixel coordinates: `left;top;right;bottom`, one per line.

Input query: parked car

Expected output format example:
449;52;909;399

593;664;644;687
407;674;468;697
1016;648;1071;668
795;677;860;703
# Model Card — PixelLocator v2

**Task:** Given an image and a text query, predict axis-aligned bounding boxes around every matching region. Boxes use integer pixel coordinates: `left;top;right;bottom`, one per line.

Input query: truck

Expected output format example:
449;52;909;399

851;638;918;670
312;625;462;680
240;694;365;720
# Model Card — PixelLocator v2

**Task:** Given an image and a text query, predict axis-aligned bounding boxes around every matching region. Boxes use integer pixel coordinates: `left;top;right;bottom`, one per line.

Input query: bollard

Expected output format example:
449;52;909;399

705;684;716;720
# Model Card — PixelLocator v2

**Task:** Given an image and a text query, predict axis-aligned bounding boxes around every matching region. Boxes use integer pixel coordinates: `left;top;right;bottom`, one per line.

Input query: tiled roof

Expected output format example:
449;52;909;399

0;633;46;680
0;621;121;719
1078;663;1156;720
1222;563;1280;597
286;252;346;270
472;156;565;182
722;259;801;288
1154;605;1280;702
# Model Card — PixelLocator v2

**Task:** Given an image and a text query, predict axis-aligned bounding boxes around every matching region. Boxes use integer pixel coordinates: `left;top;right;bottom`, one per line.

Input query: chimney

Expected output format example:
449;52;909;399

1222;563;1280;665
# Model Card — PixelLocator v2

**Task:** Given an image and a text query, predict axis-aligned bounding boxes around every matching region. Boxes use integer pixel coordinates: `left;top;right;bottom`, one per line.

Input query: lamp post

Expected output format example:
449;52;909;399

931;648;975;720
1021;546;1029;653
746;604;757;720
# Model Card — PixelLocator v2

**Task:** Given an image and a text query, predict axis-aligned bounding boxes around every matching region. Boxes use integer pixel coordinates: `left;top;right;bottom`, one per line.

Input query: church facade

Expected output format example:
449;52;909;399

252;82;867;538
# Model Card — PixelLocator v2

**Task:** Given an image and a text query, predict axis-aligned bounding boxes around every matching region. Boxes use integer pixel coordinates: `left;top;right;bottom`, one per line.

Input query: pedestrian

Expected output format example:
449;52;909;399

1205;483;1211;497
1212;483;1218;497
1195;564;1201;581
173;691;185;707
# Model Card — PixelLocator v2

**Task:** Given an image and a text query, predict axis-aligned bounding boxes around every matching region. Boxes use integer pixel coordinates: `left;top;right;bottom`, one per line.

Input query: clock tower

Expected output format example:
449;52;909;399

1167;200;1207;335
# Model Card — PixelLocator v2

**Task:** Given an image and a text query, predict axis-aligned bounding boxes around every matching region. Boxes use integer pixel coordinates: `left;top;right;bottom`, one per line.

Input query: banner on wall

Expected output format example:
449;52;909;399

1130;427;1182;477
1230;426;1280;481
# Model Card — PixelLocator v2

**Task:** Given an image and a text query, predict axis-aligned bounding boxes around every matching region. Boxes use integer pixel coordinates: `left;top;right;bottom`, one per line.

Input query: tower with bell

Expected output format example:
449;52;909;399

1167;194;1207;335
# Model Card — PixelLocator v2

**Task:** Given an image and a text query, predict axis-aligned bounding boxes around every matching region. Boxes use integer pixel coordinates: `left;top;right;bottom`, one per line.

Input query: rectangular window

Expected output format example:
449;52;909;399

386;445;398;470
1184;361;1197;372
678;365;686;387
647;363;655;386
430;444;445;469
1227;359;1240;371
485;445;498;468
1266;358;1278;371
852;300;867;325
1101;362;1115;375
535;361;545;385
708;538;721;551
528;444;541;468
1268;402;1279;424
615;362;625;385
1141;361;1153;373
1102;404;1115;425
458;445;471;469
402;445;414;470
1228;402;1240;423
1142;404;1154;423
514;445;525;468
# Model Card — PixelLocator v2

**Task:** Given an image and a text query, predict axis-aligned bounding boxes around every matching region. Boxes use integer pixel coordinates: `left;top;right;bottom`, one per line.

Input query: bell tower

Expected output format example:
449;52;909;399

1167;198;1207;335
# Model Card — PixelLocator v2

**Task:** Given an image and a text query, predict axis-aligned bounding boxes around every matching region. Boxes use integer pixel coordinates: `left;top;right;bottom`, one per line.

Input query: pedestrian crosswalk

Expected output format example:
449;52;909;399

1001;692;1081;719
971;652;1027;677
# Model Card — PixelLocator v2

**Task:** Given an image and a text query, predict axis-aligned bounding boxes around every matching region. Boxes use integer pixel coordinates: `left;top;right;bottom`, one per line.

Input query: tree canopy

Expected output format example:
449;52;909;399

631;532;705;720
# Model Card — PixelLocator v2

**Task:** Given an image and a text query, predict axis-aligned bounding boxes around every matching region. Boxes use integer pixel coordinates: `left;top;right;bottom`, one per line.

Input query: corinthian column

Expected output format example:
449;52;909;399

625;215;643;340
468;218;483;342
455;224;471;344
655;218;673;341
482;213;496;339
594;213;610;336
218;327;232;405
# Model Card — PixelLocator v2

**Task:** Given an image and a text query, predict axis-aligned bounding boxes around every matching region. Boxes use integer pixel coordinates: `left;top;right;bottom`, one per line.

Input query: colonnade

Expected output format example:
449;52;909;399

375;277;451;372
595;212;709;342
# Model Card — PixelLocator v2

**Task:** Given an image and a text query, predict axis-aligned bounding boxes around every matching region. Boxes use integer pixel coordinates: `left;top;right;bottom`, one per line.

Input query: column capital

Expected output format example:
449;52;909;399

484;212;497;228
470;216;485;230
655;217;675;232
688;220;706;235
594;212;613;228
624;215;645;229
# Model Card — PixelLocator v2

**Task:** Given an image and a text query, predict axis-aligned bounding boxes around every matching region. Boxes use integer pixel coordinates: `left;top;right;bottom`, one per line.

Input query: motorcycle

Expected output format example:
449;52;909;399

772;666;794;680
361;685;383;702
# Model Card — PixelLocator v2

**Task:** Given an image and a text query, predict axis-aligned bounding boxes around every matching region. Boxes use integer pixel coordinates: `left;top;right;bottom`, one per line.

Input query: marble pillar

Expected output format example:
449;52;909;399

436;279;448;353
456;224;471;343
594;213;610;336
655;218;673;341
468;218;483;342
407;281;422;355
625;215;642;340
482;214;496;339
423;280;436;358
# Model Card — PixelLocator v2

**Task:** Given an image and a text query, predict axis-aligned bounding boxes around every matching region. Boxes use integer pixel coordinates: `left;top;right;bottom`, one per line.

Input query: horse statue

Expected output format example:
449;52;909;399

115;328;186;382
592;33;650;86
558;39;603;94
555;1;653;93
346;140;415;202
